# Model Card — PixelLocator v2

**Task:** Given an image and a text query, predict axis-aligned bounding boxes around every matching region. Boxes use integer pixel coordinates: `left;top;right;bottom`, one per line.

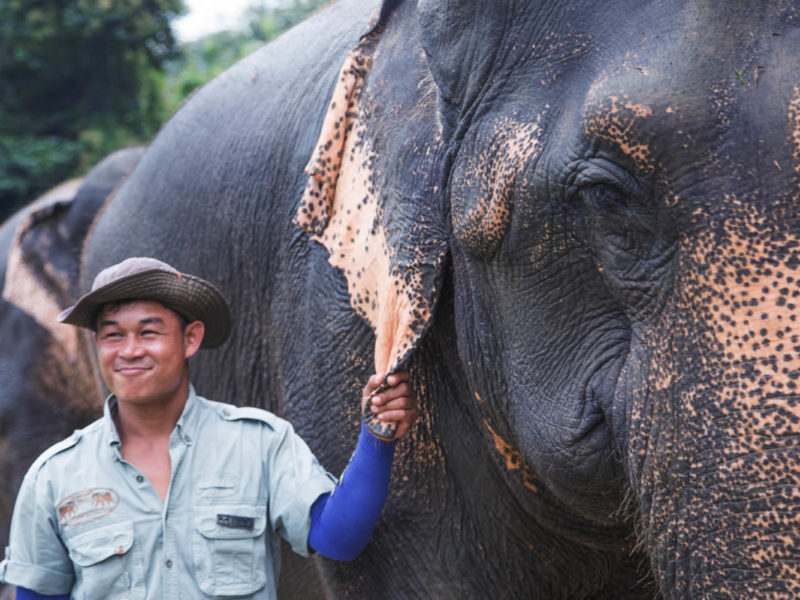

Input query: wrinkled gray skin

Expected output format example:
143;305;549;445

8;0;800;598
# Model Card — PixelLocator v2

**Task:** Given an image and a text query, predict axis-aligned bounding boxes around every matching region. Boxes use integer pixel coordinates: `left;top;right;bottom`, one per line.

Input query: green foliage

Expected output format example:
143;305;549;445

0;0;184;220
246;0;330;42
0;135;82;216
161;1;330;116
0;0;328;222
162;31;264;114
0;0;183;133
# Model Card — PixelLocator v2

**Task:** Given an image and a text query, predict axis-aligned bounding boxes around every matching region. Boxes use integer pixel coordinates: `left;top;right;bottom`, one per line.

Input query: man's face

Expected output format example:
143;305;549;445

94;300;202;407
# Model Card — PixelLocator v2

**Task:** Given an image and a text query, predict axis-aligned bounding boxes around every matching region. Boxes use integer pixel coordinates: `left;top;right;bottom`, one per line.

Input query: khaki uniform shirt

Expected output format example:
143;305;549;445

0;386;337;599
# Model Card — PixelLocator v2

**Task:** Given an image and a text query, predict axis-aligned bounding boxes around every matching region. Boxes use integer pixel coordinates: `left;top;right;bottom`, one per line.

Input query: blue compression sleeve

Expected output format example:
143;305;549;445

308;422;396;560
15;588;69;600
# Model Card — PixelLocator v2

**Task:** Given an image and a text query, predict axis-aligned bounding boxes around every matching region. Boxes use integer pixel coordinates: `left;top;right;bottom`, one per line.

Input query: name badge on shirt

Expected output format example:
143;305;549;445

217;514;255;530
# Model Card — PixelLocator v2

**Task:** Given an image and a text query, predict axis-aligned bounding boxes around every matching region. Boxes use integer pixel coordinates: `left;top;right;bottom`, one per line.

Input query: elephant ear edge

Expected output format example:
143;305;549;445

294;9;447;398
3;183;84;358
295;47;373;236
3;147;145;359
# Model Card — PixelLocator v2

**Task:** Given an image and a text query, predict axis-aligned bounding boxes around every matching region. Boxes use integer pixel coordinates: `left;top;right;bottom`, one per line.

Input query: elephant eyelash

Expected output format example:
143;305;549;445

568;158;644;205
577;179;657;239
581;183;632;216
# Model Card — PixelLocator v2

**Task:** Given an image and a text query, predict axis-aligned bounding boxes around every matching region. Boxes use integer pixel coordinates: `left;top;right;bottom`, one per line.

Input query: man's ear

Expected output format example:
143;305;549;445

184;320;205;358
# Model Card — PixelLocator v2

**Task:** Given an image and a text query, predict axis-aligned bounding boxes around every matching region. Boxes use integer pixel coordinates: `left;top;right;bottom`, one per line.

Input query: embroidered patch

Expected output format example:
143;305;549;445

56;488;120;527
216;514;255;530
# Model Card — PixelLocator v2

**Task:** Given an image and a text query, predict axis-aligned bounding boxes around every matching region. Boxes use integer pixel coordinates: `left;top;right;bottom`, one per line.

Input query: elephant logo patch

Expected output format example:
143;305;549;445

56;488;119;526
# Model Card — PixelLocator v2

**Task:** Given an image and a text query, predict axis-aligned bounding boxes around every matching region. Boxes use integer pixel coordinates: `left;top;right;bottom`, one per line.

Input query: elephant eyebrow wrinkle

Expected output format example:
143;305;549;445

451;116;543;258
583;95;654;174
295;48;373;236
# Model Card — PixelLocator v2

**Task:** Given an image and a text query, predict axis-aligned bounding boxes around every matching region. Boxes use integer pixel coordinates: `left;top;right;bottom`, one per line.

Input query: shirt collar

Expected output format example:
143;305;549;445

102;394;121;447
102;384;200;448
175;384;199;445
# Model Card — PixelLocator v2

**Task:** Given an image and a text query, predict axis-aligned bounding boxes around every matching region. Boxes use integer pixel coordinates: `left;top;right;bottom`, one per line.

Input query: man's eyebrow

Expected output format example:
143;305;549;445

139;317;165;325
98;316;166;329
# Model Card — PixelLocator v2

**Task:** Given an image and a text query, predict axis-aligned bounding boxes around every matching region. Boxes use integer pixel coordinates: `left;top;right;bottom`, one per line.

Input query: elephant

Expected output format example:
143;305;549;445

0;146;144;564
6;0;800;598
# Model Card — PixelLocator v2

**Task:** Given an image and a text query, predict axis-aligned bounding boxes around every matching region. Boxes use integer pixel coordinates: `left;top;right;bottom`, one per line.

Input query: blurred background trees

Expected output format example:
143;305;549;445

0;0;328;222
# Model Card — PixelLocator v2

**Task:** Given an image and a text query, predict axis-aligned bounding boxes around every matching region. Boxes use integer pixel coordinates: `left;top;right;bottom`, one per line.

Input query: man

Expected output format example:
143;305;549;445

0;257;417;599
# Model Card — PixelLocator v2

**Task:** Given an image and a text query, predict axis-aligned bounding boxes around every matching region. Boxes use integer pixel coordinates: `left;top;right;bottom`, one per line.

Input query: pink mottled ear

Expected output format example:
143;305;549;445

2;184;106;415
4;183;84;355
295;49;373;237
295;28;447;426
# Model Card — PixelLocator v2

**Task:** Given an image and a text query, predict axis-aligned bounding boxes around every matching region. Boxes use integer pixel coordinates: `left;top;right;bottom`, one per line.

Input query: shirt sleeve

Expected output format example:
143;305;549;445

263;419;337;557
0;465;74;595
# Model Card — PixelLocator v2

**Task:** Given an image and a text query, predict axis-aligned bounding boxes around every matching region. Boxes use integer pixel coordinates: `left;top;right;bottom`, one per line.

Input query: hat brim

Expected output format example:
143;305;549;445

58;269;232;349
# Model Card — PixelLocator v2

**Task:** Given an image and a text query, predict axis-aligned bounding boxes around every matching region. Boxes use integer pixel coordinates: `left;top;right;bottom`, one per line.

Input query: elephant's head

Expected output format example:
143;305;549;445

302;0;800;596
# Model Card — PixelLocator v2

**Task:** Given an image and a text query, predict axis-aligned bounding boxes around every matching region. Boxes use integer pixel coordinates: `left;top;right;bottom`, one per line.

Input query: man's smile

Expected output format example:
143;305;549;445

114;364;153;375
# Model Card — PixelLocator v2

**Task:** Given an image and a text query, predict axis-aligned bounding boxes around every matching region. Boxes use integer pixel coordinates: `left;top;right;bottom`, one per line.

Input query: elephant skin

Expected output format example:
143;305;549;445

8;0;800;598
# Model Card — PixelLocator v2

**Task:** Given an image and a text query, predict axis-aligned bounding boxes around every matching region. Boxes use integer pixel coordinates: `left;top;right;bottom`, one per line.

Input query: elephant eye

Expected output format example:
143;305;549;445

580;183;644;250
579;180;655;236
568;161;671;306
582;183;631;217
577;180;658;268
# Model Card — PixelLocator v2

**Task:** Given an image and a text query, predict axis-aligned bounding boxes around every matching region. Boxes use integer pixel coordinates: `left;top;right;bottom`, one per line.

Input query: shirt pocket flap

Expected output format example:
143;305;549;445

195;472;237;498
67;520;135;567
194;504;267;539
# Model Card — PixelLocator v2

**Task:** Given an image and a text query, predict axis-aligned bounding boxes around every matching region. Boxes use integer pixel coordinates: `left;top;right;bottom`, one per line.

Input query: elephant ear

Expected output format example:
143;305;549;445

295;2;447;412
3;147;145;357
4;183;81;355
416;0;511;139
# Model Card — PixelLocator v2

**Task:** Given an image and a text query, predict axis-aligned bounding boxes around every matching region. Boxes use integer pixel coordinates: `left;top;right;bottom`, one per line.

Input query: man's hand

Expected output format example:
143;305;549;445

361;371;417;440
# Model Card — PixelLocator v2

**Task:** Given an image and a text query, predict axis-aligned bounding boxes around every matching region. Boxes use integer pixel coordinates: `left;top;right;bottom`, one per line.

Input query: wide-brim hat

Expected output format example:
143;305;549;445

58;257;232;349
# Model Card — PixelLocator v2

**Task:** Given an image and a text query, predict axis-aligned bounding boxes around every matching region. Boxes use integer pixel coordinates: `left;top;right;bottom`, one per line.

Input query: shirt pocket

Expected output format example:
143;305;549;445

66;520;144;600
193;503;268;596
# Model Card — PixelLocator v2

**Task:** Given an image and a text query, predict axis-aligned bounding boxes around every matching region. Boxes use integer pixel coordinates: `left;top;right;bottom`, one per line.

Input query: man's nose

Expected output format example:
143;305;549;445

119;335;145;359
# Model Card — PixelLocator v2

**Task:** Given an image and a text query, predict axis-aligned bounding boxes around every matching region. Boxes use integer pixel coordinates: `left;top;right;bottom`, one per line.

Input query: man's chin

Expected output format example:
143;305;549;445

112;383;157;405
115;393;155;406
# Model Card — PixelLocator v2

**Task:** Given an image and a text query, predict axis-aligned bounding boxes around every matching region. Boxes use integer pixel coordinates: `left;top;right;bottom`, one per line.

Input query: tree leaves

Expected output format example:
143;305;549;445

0;0;183;219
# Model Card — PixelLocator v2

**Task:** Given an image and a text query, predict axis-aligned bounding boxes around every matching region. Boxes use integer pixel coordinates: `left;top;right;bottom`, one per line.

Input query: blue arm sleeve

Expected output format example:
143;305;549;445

308;422;396;560
14;588;69;600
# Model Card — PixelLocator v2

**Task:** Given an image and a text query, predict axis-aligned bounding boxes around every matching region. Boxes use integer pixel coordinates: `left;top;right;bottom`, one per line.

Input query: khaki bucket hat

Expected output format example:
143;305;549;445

58;257;232;349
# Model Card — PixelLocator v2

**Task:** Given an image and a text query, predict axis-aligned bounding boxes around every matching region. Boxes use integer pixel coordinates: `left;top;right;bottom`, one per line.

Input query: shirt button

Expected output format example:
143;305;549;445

165;559;173;568
136;475;144;483
184;434;192;443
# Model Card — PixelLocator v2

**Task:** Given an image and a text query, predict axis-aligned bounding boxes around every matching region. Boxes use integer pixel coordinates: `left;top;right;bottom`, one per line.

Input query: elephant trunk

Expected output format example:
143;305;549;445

627;222;800;598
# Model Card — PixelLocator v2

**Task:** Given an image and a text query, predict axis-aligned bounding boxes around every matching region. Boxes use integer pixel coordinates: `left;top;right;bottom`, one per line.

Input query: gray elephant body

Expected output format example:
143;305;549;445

7;0;800;598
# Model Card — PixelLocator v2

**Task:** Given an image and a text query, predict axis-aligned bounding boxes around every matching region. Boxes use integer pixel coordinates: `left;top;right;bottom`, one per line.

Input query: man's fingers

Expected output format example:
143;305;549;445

385;370;409;386
369;383;414;406
362;371;412;399
361;372;385;398
361;371;417;440
373;407;418;423
369;397;415;415
371;372;386;386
